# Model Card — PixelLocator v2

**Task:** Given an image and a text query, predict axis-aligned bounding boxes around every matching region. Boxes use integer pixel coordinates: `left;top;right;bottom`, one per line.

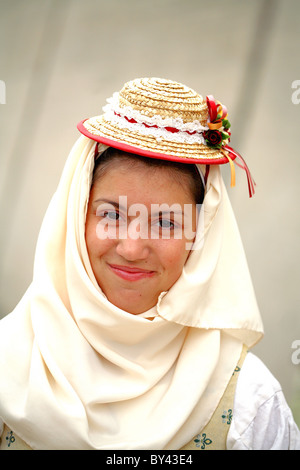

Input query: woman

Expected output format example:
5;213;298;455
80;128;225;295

0;78;299;450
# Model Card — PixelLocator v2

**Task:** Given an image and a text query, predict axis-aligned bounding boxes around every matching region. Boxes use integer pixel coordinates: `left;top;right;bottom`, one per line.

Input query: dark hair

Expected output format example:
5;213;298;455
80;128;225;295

92;147;205;205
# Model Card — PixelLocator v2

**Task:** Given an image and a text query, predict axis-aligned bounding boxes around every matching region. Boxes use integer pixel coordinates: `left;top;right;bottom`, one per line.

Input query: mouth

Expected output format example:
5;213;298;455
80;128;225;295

108;264;156;281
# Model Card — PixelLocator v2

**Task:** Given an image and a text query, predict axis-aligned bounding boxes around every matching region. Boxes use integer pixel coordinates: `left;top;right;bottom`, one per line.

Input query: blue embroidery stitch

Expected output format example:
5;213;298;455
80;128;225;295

194;433;212;449
222;409;233;425
6;430;16;448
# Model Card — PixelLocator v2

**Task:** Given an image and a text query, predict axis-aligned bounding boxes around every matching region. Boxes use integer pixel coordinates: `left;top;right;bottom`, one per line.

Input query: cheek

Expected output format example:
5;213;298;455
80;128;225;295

85;216;97;254
159;239;190;275
85;215;112;259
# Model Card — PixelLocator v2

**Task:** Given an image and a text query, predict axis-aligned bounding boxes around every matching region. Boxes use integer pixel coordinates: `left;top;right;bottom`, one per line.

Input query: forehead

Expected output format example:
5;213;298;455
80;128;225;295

90;159;196;205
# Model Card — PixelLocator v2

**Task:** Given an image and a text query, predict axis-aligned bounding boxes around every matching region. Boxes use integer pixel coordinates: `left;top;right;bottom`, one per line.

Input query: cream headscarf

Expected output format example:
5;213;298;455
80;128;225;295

0;135;263;450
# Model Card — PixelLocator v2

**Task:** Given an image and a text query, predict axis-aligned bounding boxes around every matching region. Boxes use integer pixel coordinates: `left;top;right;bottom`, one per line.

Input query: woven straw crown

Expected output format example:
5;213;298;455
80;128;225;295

77;77;234;165
117;78;208;124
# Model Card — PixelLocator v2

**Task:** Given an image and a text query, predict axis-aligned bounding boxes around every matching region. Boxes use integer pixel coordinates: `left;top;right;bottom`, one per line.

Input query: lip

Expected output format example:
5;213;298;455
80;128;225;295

108;264;156;281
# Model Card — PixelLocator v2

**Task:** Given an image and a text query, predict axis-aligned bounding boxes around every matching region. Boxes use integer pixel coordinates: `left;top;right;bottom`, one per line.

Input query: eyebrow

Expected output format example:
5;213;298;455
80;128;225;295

93;198;127;211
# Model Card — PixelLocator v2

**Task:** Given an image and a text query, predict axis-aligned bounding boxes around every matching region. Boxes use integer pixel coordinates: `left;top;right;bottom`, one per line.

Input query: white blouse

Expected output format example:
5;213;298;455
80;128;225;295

227;352;300;450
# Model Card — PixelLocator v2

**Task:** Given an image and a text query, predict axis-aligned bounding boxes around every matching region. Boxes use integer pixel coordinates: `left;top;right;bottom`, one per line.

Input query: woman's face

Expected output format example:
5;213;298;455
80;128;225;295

85;159;198;314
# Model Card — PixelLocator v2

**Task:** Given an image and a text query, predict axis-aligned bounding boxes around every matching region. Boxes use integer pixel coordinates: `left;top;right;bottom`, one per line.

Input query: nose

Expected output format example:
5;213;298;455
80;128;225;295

115;235;151;261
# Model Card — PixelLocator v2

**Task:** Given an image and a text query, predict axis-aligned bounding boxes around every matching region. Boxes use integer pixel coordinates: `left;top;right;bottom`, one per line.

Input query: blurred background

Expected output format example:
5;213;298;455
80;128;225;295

0;0;299;426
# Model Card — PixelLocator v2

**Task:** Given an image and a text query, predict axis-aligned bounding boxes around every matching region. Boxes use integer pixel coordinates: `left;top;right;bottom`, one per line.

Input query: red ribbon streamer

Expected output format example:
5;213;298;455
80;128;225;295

225;145;256;198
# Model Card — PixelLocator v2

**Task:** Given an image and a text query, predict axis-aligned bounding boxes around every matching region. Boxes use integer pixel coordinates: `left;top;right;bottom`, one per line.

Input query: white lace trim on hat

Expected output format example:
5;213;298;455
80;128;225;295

103;110;206;145
104;92;209;134
103;96;208;145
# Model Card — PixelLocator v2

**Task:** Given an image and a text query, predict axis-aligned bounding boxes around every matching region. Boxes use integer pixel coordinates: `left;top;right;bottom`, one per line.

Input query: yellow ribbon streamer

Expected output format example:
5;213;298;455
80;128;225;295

226;154;236;188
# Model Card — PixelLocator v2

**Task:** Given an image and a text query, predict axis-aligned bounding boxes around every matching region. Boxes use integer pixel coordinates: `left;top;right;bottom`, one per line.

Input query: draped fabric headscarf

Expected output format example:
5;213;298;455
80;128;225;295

0;134;263;450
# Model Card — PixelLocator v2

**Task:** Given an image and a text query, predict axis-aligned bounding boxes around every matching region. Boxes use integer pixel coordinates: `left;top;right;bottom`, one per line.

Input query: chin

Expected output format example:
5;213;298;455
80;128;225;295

107;290;157;315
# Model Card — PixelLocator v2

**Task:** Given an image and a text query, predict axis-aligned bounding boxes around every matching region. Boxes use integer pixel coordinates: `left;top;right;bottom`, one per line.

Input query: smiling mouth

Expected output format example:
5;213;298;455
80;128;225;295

108;264;156;281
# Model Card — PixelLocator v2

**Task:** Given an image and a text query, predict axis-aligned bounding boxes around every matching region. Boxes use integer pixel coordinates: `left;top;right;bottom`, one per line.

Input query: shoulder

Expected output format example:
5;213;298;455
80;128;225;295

227;352;300;450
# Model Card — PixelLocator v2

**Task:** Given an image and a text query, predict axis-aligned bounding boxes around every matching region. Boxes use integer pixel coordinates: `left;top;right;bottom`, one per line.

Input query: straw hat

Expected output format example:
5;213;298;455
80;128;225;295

77;77;255;196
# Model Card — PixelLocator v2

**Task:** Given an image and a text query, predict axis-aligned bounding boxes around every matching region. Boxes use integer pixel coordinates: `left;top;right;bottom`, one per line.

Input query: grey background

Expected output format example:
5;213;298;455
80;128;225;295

0;0;299;425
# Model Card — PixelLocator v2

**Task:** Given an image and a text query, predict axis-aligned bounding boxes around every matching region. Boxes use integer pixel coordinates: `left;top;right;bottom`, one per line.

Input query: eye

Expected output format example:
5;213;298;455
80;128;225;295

103;210;120;221
158;218;175;229
96;206;124;225
151;215;178;232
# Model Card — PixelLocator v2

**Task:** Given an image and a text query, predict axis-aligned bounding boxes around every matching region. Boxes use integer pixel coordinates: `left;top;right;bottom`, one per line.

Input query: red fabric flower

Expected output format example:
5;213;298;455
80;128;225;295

203;130;223;147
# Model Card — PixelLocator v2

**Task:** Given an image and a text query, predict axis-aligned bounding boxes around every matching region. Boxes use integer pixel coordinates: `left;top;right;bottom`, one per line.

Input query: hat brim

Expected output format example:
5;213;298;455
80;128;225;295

77;118;236;166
